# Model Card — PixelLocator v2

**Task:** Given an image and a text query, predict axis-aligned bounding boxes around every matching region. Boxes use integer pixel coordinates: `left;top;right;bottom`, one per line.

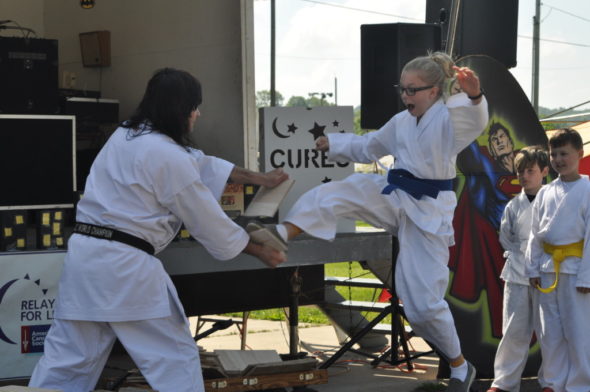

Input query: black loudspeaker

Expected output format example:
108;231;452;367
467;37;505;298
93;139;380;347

426;0;518;68
361;23;441;130
0;37;59;114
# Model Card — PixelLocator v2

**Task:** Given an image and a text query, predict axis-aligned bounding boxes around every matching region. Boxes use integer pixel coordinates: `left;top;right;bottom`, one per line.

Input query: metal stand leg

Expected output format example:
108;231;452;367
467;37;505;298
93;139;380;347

286;269;319;392
289;270;301;357
320;236;441;370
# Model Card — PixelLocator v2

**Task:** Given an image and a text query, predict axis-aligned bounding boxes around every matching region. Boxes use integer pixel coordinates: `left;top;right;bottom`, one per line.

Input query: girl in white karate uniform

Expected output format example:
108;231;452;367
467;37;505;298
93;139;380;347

29;68;287;392
252;52;488;391
488;147;549;392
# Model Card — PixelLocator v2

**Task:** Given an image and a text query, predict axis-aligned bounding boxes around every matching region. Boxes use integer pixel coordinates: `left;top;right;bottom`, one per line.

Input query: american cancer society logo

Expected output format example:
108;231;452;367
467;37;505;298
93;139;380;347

0;274;54;353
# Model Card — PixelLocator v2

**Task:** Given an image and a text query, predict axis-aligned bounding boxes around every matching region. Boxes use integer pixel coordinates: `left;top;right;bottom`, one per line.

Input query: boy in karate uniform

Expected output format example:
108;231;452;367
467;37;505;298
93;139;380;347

526;128;590;392
488;146;549;392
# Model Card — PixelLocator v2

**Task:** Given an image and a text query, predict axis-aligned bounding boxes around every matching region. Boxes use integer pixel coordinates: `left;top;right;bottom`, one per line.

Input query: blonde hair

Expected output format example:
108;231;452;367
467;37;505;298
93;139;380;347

402;51;456;100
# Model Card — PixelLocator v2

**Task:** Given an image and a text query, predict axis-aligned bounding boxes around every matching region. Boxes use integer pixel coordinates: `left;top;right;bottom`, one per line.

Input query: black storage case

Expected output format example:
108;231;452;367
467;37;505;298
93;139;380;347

0;37;59;114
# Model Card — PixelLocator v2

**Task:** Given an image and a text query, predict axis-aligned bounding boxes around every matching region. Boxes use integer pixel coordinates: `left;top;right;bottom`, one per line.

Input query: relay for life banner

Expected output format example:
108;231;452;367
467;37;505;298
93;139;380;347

0;251;64;379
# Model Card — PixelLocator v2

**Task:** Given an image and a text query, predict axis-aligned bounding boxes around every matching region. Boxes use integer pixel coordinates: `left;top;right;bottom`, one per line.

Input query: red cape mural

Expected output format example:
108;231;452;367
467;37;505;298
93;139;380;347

447;55;548;378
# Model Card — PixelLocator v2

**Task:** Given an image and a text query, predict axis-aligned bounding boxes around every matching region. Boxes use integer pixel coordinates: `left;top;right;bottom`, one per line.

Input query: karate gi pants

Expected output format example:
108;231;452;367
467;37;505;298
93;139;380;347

29;293;204;392
537;273;590;392
491;282;545;391
284;174;462;359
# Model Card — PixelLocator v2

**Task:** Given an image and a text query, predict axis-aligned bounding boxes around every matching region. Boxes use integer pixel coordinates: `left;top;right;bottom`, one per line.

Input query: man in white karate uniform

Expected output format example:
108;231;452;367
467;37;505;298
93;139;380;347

29;68;287;392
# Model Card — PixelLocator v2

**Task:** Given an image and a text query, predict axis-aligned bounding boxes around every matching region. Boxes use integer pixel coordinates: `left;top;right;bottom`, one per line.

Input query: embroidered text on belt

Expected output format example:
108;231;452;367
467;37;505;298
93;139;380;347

536;240;584;293
381;169;454;200
73;222;155;255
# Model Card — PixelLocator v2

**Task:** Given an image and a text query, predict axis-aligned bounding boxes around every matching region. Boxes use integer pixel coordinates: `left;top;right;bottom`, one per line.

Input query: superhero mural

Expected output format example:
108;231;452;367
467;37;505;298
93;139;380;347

447;55;549;378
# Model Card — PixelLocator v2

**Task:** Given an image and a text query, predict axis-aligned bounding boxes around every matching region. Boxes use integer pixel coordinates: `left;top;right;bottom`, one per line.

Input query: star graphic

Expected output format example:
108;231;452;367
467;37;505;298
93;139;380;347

308;122;326;140
287;123;298;134
321;176;332;183
332;120;339;127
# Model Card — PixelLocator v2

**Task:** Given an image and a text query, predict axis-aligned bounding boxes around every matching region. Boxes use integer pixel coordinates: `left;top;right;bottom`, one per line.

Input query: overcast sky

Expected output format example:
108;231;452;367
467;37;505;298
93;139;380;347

253;0;590;112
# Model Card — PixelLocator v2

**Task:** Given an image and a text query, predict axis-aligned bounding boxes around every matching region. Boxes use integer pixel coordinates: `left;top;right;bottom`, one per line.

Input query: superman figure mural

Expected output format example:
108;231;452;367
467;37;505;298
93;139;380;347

449;119;522;341
445;54;548;378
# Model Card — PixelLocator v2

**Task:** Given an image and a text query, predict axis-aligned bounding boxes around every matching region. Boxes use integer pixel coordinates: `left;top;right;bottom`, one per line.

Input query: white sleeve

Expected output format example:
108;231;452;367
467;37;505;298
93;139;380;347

525;197;543;278
327;117;395;163
576;195;590;288
187;148;234;201
161;172;249;261
447;93;489;154
499;201;518;256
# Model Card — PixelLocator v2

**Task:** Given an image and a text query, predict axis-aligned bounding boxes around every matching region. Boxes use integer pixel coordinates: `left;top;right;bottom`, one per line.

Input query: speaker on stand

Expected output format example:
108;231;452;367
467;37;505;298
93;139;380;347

426;0;519;68
0;37;59;114
360;23;442;130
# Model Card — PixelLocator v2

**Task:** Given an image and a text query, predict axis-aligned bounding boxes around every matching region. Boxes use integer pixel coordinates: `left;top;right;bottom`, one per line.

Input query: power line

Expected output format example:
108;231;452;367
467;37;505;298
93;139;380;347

518;34;590;48
542;3;590;23
298;0;422;21
540;111;590;122
256;52;355;61
294;0;589;48
542;99;590;119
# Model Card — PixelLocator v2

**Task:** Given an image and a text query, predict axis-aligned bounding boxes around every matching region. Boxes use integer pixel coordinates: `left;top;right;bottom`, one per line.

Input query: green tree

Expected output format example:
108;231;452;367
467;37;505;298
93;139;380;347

256;90;284;107
286;95;308;107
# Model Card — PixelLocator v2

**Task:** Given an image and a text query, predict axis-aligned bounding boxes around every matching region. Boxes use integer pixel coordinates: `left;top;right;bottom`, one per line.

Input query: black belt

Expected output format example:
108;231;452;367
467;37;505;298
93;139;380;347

73;222;155;255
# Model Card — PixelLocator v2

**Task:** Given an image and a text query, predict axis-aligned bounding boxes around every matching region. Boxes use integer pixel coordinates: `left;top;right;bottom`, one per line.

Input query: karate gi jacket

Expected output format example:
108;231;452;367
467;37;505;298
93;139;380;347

55;126;249;321
525;176;590;288
499;190;536;285
327;93;489;245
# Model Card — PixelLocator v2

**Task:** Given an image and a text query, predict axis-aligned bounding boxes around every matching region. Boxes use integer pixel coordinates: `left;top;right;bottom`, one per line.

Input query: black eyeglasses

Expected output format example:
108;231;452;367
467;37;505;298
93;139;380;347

394;85;434;96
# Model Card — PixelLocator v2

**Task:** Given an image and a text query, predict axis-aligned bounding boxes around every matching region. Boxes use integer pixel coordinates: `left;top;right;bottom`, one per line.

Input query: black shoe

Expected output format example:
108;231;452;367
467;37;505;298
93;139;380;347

447;361;476;392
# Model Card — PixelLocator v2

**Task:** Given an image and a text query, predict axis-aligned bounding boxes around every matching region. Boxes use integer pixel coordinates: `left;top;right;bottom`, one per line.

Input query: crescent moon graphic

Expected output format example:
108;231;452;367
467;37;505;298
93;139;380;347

0;279;18;344
272;118;290;139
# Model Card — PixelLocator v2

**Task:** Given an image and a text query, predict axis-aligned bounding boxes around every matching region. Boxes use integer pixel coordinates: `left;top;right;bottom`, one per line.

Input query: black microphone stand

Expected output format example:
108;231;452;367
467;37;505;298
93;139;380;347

320;236;444;370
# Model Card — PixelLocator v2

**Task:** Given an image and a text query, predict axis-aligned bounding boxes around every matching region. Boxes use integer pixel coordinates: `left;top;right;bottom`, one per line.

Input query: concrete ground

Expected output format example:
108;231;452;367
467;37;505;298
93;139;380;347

191;316;542;392
1;315;540;391
193;315;441;392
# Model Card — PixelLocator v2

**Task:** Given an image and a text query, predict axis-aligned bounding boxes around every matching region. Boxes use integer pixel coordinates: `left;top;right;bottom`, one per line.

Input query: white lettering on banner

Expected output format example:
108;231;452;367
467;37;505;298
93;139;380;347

31;330;48;344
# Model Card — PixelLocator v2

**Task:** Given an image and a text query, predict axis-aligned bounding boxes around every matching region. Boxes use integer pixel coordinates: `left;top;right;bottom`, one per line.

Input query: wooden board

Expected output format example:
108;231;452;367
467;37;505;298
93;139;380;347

204;369;328;392
213;350;282;376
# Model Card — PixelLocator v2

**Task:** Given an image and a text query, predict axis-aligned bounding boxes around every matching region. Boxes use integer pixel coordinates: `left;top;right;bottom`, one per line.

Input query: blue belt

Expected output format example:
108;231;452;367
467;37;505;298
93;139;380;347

381;169;454;200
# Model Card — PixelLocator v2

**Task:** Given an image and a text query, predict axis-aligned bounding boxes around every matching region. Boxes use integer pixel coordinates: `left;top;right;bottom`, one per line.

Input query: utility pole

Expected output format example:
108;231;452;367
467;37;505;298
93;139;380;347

270;0;276;106
532;0;540;113
334;77;338;105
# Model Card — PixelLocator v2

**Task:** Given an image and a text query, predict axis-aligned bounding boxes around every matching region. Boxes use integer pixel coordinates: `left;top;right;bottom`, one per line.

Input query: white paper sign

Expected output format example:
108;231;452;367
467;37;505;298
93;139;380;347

260;106;355;232
0;252;64;380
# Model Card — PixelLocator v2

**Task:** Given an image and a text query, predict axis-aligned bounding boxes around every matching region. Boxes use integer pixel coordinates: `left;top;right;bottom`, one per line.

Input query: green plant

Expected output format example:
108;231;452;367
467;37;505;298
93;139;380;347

224;261;389;324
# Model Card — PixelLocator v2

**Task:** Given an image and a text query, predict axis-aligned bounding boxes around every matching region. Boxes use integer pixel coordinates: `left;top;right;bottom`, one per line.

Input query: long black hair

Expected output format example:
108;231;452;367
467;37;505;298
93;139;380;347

125;68;202;147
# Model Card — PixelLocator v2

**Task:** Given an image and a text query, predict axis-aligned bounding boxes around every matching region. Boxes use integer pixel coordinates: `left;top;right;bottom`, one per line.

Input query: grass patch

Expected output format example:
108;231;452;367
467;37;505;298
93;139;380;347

225;261;389;324
355;220;372;228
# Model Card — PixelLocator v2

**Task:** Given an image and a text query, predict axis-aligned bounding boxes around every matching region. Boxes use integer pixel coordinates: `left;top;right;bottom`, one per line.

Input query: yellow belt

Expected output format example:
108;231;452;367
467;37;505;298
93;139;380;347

536;240;584;293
